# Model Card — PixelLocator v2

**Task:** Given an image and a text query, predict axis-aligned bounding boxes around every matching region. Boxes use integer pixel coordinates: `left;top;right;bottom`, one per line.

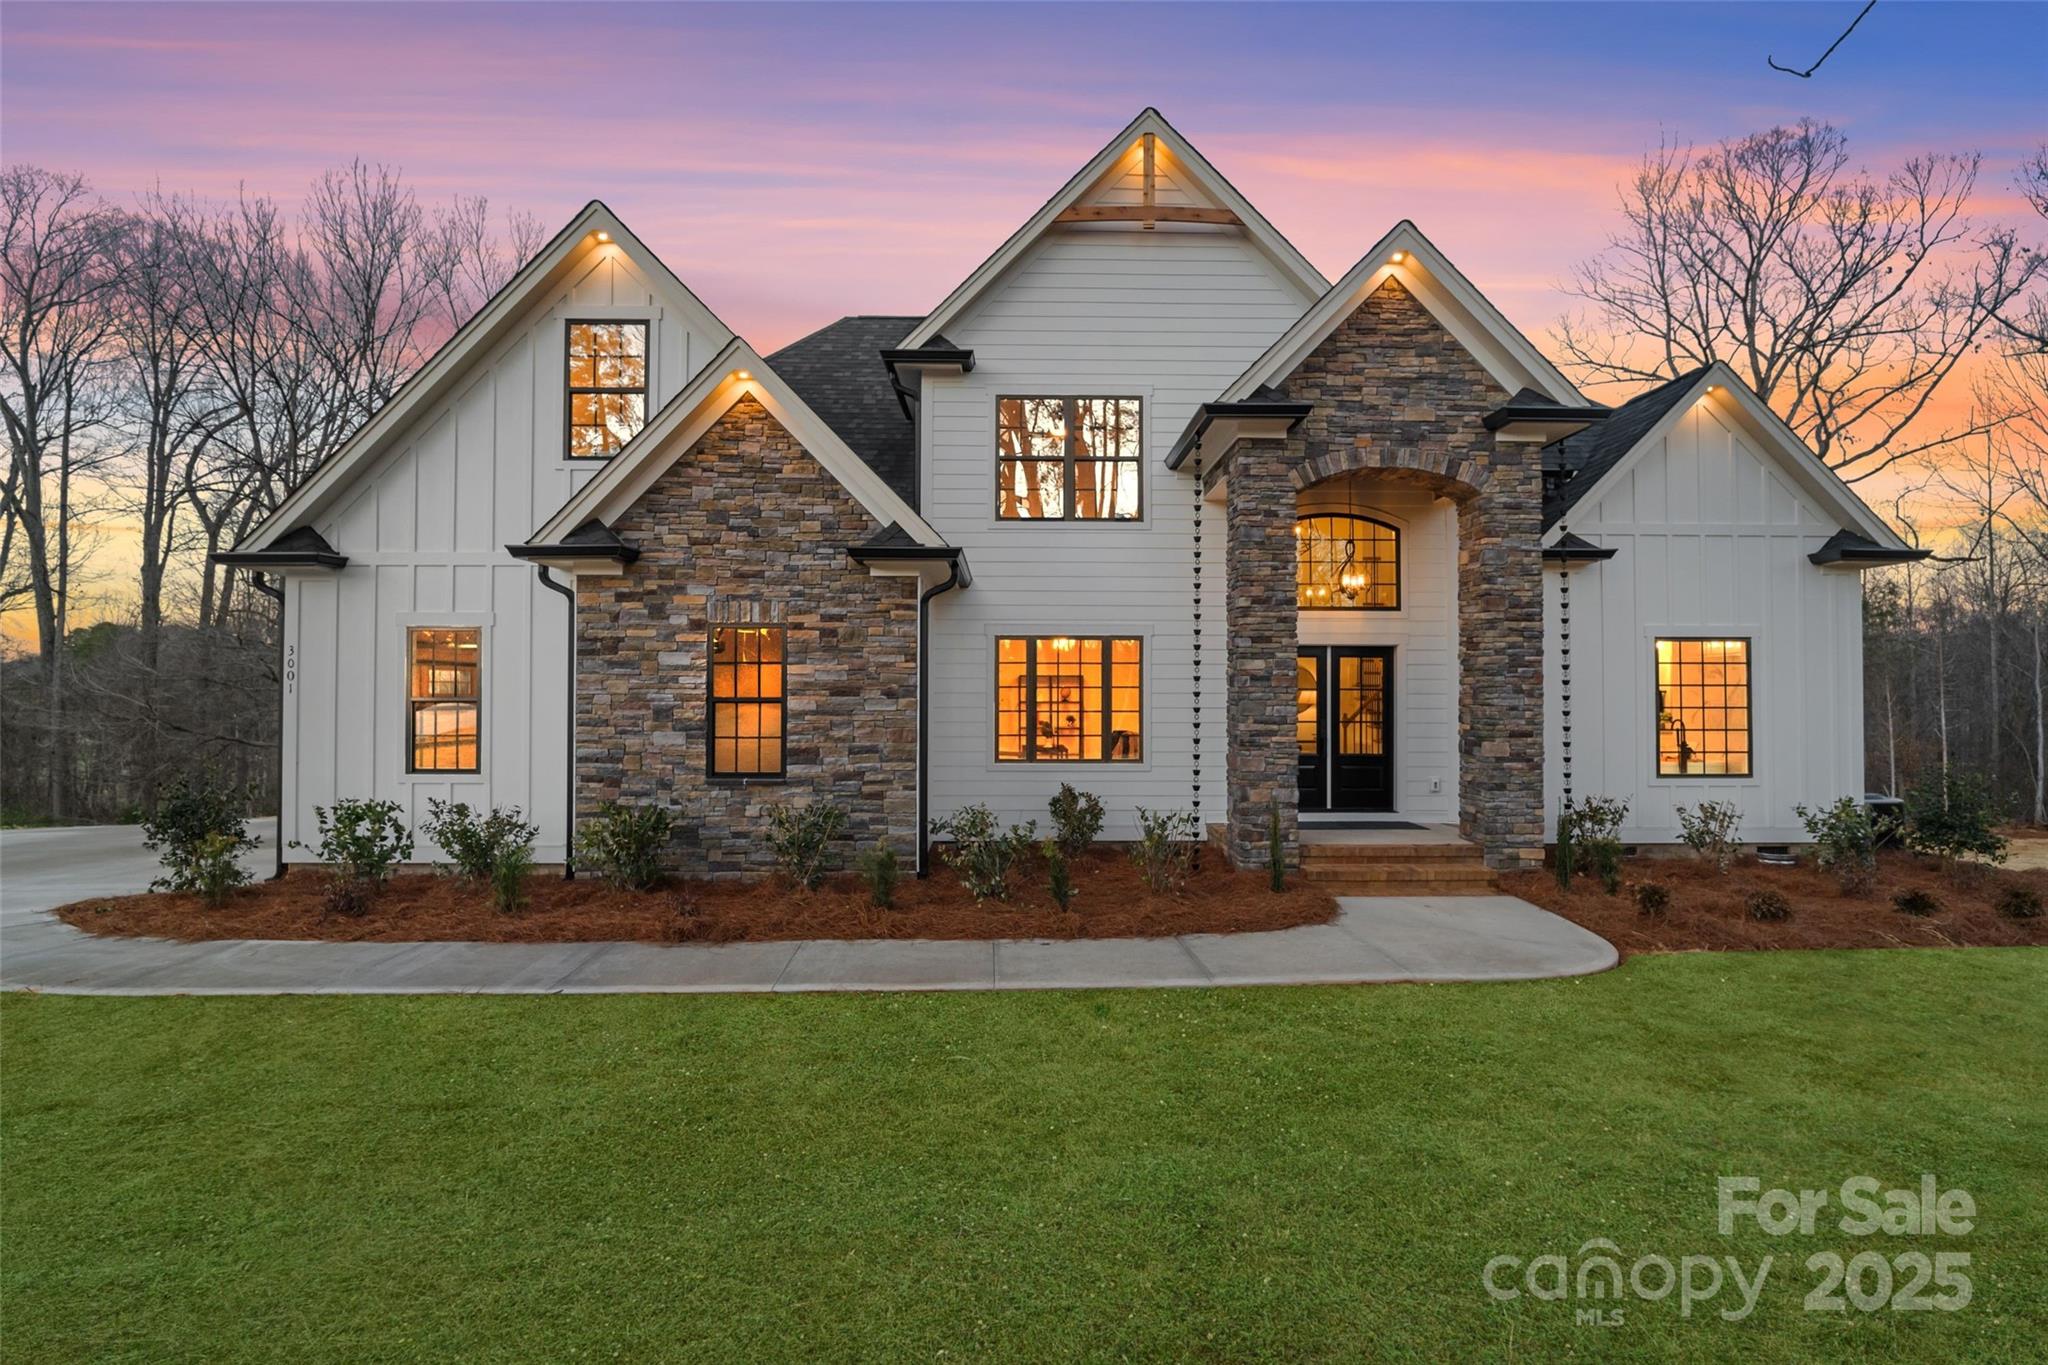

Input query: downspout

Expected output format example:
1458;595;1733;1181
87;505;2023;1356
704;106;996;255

250;572;288;881
916;562;963;877
535;566;577;880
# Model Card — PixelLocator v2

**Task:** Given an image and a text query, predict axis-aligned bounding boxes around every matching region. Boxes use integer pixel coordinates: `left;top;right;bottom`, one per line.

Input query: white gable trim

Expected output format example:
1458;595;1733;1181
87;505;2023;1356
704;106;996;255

900;108;1328;349
241;202;733;551
531;338;946;549
1541;362;1912;551
1219;221;1584;406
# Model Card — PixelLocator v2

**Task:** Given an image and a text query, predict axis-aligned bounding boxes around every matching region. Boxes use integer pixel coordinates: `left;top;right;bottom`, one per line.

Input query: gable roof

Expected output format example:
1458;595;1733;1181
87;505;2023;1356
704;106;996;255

1538;361;1913;551
898;108;1328;349
1217;220;1586;408
528;337;946;549
238;201;733;552
768;315;921;509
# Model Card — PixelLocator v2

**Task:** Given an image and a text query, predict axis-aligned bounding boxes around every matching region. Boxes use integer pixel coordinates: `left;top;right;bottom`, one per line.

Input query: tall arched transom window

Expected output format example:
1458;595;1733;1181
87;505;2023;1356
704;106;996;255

1296;514;1400;610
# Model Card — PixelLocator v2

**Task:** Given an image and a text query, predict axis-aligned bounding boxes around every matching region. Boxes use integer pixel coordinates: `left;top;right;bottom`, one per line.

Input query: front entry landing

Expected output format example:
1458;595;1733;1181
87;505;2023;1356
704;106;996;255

1296;645;1393;813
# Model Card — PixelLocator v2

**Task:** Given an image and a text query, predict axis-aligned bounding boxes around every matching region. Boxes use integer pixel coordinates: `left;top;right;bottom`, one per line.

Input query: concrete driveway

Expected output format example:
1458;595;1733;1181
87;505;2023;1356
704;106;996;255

0;822;1617;995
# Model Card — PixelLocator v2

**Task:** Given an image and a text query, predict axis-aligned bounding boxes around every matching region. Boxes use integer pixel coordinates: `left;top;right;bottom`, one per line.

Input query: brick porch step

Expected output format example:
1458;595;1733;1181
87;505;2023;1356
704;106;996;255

1297;835;1497;895
1298;841;1486;862
1300;862;1497;888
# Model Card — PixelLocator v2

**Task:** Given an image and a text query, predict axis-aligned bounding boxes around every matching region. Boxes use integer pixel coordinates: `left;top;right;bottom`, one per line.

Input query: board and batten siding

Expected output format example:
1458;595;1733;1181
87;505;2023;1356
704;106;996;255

281;246;725;863
921;221;1318;838
1542;400;1866;846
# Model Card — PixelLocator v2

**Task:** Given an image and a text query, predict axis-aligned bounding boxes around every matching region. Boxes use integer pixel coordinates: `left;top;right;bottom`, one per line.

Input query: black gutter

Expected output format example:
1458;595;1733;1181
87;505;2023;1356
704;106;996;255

1164;398;1313;470
1542;534;1618;565
248;573;289;881
507;541;640;565
534;567;578;879
1807;538;1931;567
881;346;975;375
915;562;965;877
213;549;348;569
1483;404;1609;432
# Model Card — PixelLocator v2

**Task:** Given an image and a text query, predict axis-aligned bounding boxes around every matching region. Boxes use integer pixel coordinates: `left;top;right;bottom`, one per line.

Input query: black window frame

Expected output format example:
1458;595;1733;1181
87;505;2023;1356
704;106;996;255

993;635;1144;763
405;626;483;775
707;624;788;781
563;319;651;461
1653;636;1754;779
994;395;1144;522
1295;513;1402;611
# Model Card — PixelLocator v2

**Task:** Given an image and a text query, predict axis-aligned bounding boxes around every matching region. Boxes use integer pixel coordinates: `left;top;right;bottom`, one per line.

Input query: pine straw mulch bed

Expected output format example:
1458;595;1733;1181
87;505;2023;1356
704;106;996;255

1501;848;2048;957
54;848;1337;945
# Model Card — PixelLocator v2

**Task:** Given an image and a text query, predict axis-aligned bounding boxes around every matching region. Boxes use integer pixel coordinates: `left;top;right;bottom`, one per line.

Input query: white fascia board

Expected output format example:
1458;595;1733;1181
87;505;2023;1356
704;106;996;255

901;108;1328;349
1219;221;1584;407
531;339;946;548
244;202;733;552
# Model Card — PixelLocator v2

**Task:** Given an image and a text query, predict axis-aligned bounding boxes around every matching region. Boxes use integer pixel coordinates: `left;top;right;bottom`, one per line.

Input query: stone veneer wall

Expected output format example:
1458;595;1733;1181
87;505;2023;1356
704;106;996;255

575;395;919;876
1225;278;1545;870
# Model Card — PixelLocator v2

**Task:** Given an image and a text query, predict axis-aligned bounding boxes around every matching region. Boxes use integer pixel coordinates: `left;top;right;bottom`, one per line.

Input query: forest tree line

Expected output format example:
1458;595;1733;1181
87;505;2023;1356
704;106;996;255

3;124;2045;826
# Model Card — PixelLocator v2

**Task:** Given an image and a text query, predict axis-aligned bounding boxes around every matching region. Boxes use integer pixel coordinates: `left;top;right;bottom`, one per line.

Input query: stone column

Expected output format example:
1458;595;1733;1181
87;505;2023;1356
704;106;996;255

1456;437;1546;870
1224;439;1299;868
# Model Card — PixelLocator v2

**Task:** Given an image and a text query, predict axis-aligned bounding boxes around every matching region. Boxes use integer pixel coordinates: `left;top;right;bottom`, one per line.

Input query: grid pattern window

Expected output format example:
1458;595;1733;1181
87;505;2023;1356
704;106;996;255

996;636;1142;762
408;628;481;773
996;397;1141;520
709;627;786;777
1296;515;1399;609
566;321;649;458
1655;638;1751;777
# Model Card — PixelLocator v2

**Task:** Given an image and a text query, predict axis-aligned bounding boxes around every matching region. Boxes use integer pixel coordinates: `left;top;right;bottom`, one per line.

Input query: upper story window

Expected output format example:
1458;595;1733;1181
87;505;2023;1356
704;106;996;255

997;396;1142;520
709;626;786;778
408;627;481;773
996;635;1143;762
1656;638;1751;777
1296;514;1399;609
566;321;649;459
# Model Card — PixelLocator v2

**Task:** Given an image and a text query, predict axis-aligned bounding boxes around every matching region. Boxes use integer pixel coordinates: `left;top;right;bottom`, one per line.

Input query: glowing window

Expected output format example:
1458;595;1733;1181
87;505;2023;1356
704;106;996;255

996;397;1141;520
1296;515;1399;609
1656;638;1751;777
710;627;786;777
566;321;648;458
408;627;481;773
995;636;1142;762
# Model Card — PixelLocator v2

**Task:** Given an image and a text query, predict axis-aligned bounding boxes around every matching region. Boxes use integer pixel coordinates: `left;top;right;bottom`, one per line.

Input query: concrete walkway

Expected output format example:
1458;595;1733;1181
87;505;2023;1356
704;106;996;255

1;824;1617;995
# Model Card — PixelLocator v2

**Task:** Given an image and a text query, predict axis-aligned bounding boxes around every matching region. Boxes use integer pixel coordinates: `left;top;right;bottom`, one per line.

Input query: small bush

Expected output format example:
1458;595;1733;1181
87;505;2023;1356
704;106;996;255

186;831;250;909
856;842;899;909
1676;799;1742;873
1795;797;1877;895
1267;798;1287;893
1905;768;2009;870
1892;887;1942;918
1043;840;1075;911
1553;803;1577;890
576;801;672;890
423;799;536;882
490;840;534;915
143;769;254;893
323;875;374;919
765;802;848;891
1047;784;1105;860
1130;806;1200;895
932;804;1036;902
1996;885;2043;920
1746;889;1792;922
1570;796;1629;894
1632;881;1671;916
302;798;413;887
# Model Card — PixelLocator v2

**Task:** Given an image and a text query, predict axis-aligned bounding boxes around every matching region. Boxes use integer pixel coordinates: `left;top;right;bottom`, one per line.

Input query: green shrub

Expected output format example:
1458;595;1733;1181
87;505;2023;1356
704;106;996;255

1905;768;2008;870
300;798;413;887
932;804;1036;902
1795;797;1877;895
1746;889;1792;922
1047;784;1105;860
765;802;848;891
1130;806;1199;895
575;802;672;890
142;769;254;893
489;838;535;915
1996;885;2043;920
1632;880;1671;916
187;831;250;909
856;842;899;909
423;799;537;882
1267;798;1287;893
1892;887;1942;918
322;876;374;919
1676;799;1742;873
1553;803;1577;890
1043;840;1075;911
1569;796;1628;894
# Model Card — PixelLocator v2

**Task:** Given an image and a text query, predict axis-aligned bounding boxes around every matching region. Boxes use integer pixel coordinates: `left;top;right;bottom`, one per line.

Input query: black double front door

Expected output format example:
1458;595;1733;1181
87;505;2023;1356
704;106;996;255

1296;646;1394;813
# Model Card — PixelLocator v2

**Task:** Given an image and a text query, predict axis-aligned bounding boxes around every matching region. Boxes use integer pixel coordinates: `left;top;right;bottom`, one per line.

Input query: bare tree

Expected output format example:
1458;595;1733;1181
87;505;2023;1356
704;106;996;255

1555;122;2043;482
428;193;545;331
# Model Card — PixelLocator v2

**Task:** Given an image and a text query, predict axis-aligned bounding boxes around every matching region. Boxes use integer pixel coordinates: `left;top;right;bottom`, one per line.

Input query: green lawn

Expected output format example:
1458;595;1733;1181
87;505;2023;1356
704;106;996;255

4;951;2043;1362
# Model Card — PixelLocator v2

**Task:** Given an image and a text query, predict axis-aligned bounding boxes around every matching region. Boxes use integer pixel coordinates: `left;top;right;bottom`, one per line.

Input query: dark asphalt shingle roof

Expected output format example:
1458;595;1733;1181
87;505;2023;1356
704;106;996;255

768;315;922;510
1541;365;1711;528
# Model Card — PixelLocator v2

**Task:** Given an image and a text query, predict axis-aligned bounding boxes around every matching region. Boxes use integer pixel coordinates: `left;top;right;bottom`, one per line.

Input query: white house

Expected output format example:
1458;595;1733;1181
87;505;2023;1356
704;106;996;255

218;109;1923;880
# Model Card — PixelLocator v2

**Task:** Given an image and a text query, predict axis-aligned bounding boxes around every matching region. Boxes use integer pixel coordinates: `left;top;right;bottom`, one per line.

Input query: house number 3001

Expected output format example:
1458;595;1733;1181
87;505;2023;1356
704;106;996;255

285;642;297;695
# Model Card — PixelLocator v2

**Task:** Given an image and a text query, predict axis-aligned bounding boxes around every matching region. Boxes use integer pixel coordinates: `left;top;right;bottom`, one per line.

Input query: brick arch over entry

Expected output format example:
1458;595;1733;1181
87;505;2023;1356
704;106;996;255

1224;278;1545;871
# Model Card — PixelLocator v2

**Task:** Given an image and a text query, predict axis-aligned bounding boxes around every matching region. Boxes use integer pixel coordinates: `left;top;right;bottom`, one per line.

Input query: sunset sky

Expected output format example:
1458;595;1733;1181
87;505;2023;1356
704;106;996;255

3;0;2044;635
